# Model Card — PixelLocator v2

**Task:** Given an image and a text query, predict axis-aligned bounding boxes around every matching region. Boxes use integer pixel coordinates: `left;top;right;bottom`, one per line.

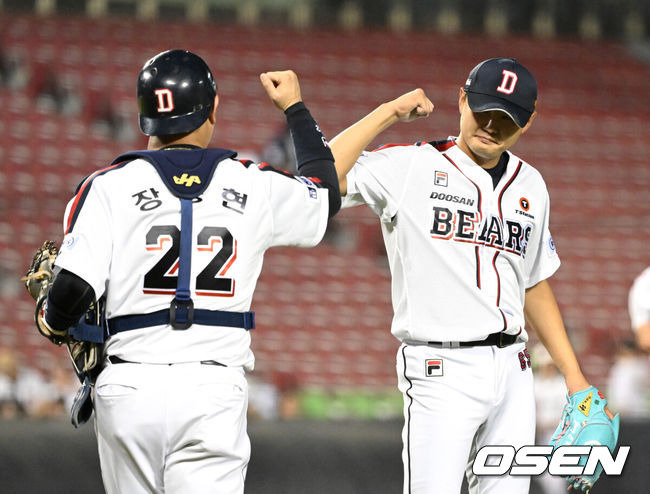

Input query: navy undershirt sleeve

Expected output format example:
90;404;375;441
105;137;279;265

284;102;341;217
45;269;95;331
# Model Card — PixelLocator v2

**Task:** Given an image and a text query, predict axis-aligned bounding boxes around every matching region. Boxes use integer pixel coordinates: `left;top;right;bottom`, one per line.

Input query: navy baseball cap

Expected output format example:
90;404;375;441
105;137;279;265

463;58;537;128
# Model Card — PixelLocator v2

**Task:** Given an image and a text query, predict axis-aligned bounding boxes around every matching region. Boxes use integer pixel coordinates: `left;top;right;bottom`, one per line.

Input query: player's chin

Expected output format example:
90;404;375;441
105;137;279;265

470;140;502;160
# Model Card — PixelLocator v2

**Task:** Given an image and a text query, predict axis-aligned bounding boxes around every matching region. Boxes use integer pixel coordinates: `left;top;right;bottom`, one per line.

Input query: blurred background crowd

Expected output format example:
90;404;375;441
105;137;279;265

0;0;648;429
1;2;648;492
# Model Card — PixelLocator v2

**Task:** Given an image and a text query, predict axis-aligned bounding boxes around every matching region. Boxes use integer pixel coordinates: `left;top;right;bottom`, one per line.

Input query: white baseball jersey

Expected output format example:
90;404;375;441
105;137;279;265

342;138;560;344
54;154;329;369
628;266;650;331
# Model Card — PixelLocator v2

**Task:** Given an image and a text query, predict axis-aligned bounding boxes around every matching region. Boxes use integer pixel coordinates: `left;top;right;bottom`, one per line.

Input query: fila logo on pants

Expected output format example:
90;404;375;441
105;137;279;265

425;359;443;377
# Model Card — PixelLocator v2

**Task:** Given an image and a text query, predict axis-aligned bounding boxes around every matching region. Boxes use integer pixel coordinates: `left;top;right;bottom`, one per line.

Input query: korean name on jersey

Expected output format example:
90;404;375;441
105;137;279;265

54;156;329;368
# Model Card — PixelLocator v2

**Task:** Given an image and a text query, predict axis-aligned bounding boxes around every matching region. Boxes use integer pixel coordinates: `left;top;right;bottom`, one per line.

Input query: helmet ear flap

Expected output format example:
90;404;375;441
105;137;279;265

137;49;217;136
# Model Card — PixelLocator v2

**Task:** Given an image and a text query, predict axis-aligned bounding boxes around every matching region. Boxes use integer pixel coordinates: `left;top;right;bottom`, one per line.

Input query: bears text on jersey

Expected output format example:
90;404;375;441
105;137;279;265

430;206;532;257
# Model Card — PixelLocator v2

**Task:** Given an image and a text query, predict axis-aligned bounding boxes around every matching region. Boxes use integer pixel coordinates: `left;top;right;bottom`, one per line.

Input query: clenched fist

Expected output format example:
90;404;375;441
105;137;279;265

391;88;434;122
260;70;302;112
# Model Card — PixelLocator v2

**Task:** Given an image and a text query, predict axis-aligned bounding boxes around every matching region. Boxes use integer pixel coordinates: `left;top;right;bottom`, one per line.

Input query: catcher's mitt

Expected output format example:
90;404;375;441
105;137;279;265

22;241;69;345
549;386;620;492
22;240;59;301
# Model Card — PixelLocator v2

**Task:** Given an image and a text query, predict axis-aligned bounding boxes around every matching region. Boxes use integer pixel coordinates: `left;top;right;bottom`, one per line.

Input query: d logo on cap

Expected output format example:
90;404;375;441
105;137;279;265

463;58;537;128
496;70;518;95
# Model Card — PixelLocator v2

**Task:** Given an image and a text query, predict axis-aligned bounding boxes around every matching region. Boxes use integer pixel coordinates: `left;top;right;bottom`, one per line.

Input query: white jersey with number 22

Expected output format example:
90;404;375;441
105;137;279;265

54;156;329;369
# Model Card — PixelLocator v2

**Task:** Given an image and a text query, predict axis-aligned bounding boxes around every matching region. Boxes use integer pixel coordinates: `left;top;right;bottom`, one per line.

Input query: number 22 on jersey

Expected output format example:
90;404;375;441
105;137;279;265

143;225;236;297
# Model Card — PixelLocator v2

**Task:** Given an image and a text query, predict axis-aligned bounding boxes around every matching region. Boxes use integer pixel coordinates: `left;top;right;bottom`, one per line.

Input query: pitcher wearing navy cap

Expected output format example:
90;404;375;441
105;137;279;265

464;57;537;128
328;58;618;493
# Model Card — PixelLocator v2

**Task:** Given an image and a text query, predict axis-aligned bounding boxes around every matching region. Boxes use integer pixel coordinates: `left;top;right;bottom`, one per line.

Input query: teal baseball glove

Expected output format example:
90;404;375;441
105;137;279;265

548;386;620;492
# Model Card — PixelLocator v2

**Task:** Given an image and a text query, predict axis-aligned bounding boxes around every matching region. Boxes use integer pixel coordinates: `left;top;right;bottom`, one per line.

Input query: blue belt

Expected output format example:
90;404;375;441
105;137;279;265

107;309;255;335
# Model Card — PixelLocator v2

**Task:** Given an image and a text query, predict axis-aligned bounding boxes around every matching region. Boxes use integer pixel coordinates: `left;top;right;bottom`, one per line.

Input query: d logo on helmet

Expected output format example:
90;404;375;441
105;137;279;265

154;89;175;113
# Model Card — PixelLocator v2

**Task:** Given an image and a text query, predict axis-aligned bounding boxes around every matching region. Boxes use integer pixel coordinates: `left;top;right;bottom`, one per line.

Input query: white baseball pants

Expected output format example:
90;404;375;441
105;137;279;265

94;360;250;494
397;342;536;494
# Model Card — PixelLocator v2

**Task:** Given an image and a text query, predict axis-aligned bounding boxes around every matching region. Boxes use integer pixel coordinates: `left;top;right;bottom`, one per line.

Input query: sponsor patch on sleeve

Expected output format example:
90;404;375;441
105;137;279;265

296;176;318;199
547;236;556;257
62;234;78;250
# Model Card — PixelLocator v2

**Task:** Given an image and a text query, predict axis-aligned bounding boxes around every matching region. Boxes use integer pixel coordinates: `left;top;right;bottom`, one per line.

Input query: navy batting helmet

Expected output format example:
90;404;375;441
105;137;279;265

137;49;217;136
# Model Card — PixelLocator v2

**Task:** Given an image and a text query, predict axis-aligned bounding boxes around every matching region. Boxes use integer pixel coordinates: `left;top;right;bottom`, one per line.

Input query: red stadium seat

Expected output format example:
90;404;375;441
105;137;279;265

1;13;648;389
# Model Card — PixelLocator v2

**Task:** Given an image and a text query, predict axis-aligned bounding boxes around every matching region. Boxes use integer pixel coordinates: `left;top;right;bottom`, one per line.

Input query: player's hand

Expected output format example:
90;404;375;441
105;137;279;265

566;380;615;418
636;324;650;353
390;88;434;123
260;70;302;112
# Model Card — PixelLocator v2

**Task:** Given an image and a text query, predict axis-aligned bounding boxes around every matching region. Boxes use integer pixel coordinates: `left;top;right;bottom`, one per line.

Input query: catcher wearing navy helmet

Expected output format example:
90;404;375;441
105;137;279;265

25;49;340;494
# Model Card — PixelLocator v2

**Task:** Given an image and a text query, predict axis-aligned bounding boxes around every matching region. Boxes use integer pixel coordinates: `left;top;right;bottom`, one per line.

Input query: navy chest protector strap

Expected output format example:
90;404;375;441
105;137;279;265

105;148;255;333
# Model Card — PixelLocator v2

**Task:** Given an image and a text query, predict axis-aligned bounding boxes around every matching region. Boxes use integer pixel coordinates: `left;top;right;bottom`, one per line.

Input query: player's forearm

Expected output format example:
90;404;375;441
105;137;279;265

329;102;401;195
284;102;341;217
284;102;334;168
635;323;650;352
524;280;589;394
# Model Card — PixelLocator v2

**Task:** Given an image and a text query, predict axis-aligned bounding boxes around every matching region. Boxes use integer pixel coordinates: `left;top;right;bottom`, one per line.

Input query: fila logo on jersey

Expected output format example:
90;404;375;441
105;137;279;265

154;89;174;112
434;171;448;187
173;173;202;187
496;70;518;94
425;359;443;377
